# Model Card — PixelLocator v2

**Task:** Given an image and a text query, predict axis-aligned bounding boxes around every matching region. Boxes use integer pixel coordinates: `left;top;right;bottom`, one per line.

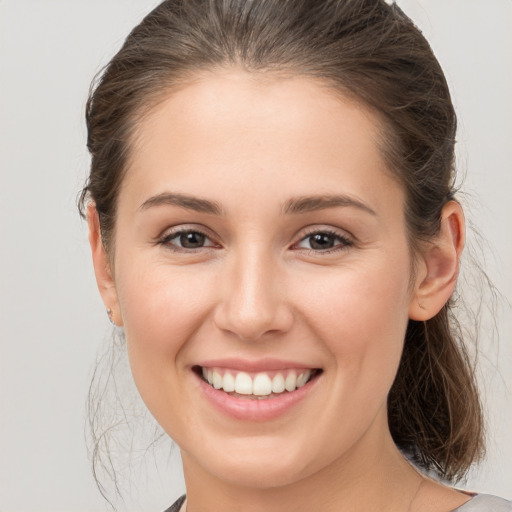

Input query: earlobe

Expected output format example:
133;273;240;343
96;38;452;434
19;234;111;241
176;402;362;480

409;201;465;321
87;203;123;326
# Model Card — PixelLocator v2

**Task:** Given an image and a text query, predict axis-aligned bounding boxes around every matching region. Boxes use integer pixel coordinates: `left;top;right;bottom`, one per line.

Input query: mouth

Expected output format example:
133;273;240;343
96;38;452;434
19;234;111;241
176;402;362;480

193;365;323;400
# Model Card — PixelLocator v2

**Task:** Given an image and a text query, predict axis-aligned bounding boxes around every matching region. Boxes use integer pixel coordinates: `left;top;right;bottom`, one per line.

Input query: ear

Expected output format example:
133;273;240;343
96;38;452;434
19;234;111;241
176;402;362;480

409;201;465;321
87;203;123;326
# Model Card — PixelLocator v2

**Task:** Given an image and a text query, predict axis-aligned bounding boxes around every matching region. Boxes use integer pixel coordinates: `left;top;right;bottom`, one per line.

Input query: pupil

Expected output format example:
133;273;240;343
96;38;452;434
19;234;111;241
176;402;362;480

310;233;334;250
180;232;205;248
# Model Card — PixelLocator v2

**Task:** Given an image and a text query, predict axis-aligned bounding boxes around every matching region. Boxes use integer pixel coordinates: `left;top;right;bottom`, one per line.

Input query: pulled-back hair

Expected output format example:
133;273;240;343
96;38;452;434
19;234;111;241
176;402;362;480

79;0;484;487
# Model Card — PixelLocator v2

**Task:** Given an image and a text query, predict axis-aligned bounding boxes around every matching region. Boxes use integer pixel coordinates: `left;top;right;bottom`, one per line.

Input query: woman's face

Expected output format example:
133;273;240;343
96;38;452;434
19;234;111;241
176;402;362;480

101;71;423;488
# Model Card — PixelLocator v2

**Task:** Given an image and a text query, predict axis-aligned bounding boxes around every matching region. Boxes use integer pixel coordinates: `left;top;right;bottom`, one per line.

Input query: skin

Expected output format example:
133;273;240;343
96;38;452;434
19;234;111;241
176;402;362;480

89;70;470;512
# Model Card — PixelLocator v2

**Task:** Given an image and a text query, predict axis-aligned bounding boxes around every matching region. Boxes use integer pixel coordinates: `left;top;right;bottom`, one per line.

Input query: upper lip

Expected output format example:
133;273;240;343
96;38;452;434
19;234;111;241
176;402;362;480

196;358;320;372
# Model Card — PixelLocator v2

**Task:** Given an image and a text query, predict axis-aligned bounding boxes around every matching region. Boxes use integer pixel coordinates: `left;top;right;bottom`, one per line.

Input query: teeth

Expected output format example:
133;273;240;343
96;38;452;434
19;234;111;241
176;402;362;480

296;372;309;388
271;373;285;393
202;367;314;396
253;373;272;396
223;372;235;392
212;370;223;389
234;372;253;395
285;371;297;392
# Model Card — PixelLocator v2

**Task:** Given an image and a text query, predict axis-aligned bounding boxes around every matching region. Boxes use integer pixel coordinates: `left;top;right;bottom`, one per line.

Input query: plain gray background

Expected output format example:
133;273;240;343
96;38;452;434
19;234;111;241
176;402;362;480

0;1;511;511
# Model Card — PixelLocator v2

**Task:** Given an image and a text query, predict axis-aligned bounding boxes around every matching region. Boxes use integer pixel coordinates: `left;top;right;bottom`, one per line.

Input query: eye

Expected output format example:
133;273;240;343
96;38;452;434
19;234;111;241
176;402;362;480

159;229;217;251
294;229;353;253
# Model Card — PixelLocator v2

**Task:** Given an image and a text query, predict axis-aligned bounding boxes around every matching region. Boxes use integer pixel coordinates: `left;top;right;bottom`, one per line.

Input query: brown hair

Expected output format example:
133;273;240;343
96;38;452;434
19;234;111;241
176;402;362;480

79;0;484;484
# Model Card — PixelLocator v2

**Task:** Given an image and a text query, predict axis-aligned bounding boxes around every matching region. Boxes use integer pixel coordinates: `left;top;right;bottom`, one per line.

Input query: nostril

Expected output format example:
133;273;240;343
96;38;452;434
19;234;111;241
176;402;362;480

213;304;294;342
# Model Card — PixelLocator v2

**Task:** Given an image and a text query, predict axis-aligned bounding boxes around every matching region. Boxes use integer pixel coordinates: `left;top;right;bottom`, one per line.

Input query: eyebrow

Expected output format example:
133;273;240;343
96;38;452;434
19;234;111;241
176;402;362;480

282;194;377;216
139;192;376;217
139;192;224;215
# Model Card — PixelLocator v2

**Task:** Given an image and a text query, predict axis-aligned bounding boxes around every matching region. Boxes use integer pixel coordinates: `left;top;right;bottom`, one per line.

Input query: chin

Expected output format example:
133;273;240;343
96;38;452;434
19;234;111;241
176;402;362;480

184;433;327;490
209;454;313;489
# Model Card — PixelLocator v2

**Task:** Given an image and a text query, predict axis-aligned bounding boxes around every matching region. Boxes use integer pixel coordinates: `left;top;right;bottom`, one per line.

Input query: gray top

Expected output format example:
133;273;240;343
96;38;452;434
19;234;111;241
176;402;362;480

164;493;512;512
455;494;512;512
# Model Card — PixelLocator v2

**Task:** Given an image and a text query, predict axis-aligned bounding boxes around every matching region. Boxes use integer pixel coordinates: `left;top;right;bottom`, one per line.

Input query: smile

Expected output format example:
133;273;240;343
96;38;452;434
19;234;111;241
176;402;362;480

199;367;320;399
192;359;323;420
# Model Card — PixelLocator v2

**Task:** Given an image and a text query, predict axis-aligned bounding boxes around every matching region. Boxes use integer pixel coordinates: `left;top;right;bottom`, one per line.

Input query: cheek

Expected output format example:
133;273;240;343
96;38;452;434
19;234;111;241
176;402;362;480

117;259;210;351
113;257;215;405
296;258;412;389
113;258;219;430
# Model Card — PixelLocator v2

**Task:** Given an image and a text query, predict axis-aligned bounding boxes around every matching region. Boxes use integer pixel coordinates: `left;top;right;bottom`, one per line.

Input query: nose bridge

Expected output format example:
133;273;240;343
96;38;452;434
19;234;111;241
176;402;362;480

215;243;291;340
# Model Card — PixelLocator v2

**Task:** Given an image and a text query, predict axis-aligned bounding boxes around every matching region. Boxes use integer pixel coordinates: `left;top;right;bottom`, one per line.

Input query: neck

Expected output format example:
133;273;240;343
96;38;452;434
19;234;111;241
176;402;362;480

181;418;423;512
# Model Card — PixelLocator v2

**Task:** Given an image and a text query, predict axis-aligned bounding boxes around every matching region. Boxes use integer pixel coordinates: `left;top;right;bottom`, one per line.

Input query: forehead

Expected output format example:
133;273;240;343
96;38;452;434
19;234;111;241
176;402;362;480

122;69;403;216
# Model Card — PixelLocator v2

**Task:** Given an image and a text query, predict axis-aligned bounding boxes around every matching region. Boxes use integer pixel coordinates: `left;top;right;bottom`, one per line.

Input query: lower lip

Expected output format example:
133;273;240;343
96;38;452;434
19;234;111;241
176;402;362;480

195;371;321;422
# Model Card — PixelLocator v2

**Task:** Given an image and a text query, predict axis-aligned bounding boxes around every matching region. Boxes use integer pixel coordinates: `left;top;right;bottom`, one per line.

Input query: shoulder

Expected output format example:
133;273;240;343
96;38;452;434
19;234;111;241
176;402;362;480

161;493;512;512
163;494;186;512
455;494;512;512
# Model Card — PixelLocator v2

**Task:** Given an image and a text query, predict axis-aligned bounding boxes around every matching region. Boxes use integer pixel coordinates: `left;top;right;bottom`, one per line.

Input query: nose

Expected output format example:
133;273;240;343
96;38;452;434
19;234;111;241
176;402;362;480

213;249;293;341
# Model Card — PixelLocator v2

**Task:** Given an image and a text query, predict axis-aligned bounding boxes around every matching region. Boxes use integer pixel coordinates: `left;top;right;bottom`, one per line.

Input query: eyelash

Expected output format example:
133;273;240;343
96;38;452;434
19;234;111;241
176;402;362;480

157;227;353;255
293;228;353;254
157;228;218;253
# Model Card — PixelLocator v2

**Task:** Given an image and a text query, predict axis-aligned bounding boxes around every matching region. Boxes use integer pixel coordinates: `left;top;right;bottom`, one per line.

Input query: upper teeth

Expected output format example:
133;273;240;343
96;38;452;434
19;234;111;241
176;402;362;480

202;367;313;396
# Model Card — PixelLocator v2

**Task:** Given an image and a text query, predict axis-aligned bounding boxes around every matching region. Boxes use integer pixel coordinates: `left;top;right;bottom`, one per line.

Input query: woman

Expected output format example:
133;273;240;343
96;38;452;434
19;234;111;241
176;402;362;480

80;1;511;511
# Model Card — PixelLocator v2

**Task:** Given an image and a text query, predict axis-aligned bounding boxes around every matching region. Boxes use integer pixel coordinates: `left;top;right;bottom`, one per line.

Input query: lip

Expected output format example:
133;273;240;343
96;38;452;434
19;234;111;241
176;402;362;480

196;357;317;373
193;364;322;422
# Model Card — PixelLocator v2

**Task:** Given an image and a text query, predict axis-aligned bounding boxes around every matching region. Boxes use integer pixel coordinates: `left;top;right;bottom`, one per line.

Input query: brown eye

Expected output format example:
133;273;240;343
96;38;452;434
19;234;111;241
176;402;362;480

179;231;206;249
160;229;216;251
295;230;353;253
308;233;336;250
